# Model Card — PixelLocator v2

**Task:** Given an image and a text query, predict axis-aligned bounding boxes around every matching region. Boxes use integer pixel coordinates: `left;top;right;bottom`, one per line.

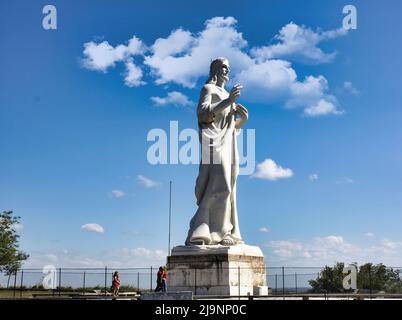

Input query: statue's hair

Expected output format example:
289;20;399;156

206;57;229;84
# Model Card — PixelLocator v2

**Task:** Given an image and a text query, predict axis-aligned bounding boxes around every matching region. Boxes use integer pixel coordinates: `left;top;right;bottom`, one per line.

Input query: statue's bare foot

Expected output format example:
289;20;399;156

220;237;236;246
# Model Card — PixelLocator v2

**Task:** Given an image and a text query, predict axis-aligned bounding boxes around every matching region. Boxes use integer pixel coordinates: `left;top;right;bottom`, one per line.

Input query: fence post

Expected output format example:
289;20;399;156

369;265;372;300
83;271;86;295
20;269;24;298
7;273;11;288
295;272;297;294
275;274;277;294
58;268;62;296
104;266;107;297
238;266;241;300
137;272;139;291
282;266;285;295
150;266;153;291
13;270;17;298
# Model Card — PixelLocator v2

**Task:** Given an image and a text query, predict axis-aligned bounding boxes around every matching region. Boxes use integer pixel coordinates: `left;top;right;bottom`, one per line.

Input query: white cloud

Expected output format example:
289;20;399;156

233;60;344;116
264;235;364;265
137;175;160;188
110;189;125;198
287;75;329;108
81;41;122;72
251;22;347;64
262;235;402;266
22;247;167;269
309;174;319;181
343;81;360;95
81;36;146;87
81;36;145;72
44;253;59;263
124;58;145;87
144;17;252;88
81;17;347;116
266;240;303;258
315;235;345;246
268;240;303;251
81;223;105;233
367;239;402;258
379;239;402;250
151;91;194;107
259;227;271;233
365;232;374;237
233;59;296;103
119;248;166;261
252;159;293;181
304;99;344;117
272;248;294;258
152;29;194;59
336;177;355;184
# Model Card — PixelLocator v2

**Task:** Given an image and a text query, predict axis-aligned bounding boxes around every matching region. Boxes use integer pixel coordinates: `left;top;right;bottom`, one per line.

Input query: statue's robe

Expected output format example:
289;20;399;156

185;83;242;245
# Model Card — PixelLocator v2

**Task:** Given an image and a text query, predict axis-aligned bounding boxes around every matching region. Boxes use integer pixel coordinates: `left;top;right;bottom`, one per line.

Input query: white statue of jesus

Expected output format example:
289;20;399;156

185;57;248;246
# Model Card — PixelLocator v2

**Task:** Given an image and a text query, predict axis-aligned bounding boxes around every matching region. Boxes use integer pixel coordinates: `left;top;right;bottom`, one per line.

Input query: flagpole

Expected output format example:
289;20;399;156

168;180;172;257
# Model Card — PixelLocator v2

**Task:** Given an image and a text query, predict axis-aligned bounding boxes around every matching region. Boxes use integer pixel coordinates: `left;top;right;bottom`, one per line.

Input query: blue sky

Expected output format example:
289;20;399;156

1;0;402;269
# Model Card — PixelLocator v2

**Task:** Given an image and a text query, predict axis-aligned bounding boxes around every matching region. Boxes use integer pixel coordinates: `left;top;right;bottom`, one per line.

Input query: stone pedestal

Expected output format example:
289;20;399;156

166;244;268;296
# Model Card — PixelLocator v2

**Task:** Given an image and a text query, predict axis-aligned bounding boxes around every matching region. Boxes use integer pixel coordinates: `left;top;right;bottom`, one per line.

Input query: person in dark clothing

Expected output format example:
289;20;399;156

154;266;164;292
162;266;167;292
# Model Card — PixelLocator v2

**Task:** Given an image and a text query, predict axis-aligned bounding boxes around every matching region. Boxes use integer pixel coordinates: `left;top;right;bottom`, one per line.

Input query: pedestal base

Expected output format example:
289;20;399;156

166;244;267;296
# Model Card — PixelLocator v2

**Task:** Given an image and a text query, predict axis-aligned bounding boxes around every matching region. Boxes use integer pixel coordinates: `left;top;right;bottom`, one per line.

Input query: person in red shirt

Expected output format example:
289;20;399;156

111;271;120;299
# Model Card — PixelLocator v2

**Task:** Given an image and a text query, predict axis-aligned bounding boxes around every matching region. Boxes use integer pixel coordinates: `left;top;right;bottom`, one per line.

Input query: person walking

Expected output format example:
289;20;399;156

154;266;164;292
162;267;167;292
111;271;120;300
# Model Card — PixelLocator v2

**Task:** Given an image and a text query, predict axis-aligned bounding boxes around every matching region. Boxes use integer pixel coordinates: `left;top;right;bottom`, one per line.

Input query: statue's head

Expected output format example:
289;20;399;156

206;57;230;85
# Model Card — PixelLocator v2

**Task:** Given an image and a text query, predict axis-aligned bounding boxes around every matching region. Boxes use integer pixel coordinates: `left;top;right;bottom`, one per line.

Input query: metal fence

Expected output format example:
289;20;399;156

0;267;155;298
1;266;401;299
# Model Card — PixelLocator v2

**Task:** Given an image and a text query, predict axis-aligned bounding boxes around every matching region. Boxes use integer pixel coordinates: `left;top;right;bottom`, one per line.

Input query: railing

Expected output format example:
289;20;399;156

1;266;401;299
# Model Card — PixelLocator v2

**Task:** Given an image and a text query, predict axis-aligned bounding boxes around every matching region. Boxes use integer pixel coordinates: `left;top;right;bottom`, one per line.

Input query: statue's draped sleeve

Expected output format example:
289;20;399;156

197;85;214;124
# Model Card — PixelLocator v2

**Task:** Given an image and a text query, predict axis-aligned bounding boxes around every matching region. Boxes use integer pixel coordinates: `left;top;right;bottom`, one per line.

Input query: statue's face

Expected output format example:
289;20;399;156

217;61;230;83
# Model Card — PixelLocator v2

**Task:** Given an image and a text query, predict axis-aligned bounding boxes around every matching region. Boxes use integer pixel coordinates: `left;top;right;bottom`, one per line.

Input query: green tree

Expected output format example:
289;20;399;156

0;211;29;275
309;262;402;293
309;262;348;293
384;270;402;293
358;263;402;293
